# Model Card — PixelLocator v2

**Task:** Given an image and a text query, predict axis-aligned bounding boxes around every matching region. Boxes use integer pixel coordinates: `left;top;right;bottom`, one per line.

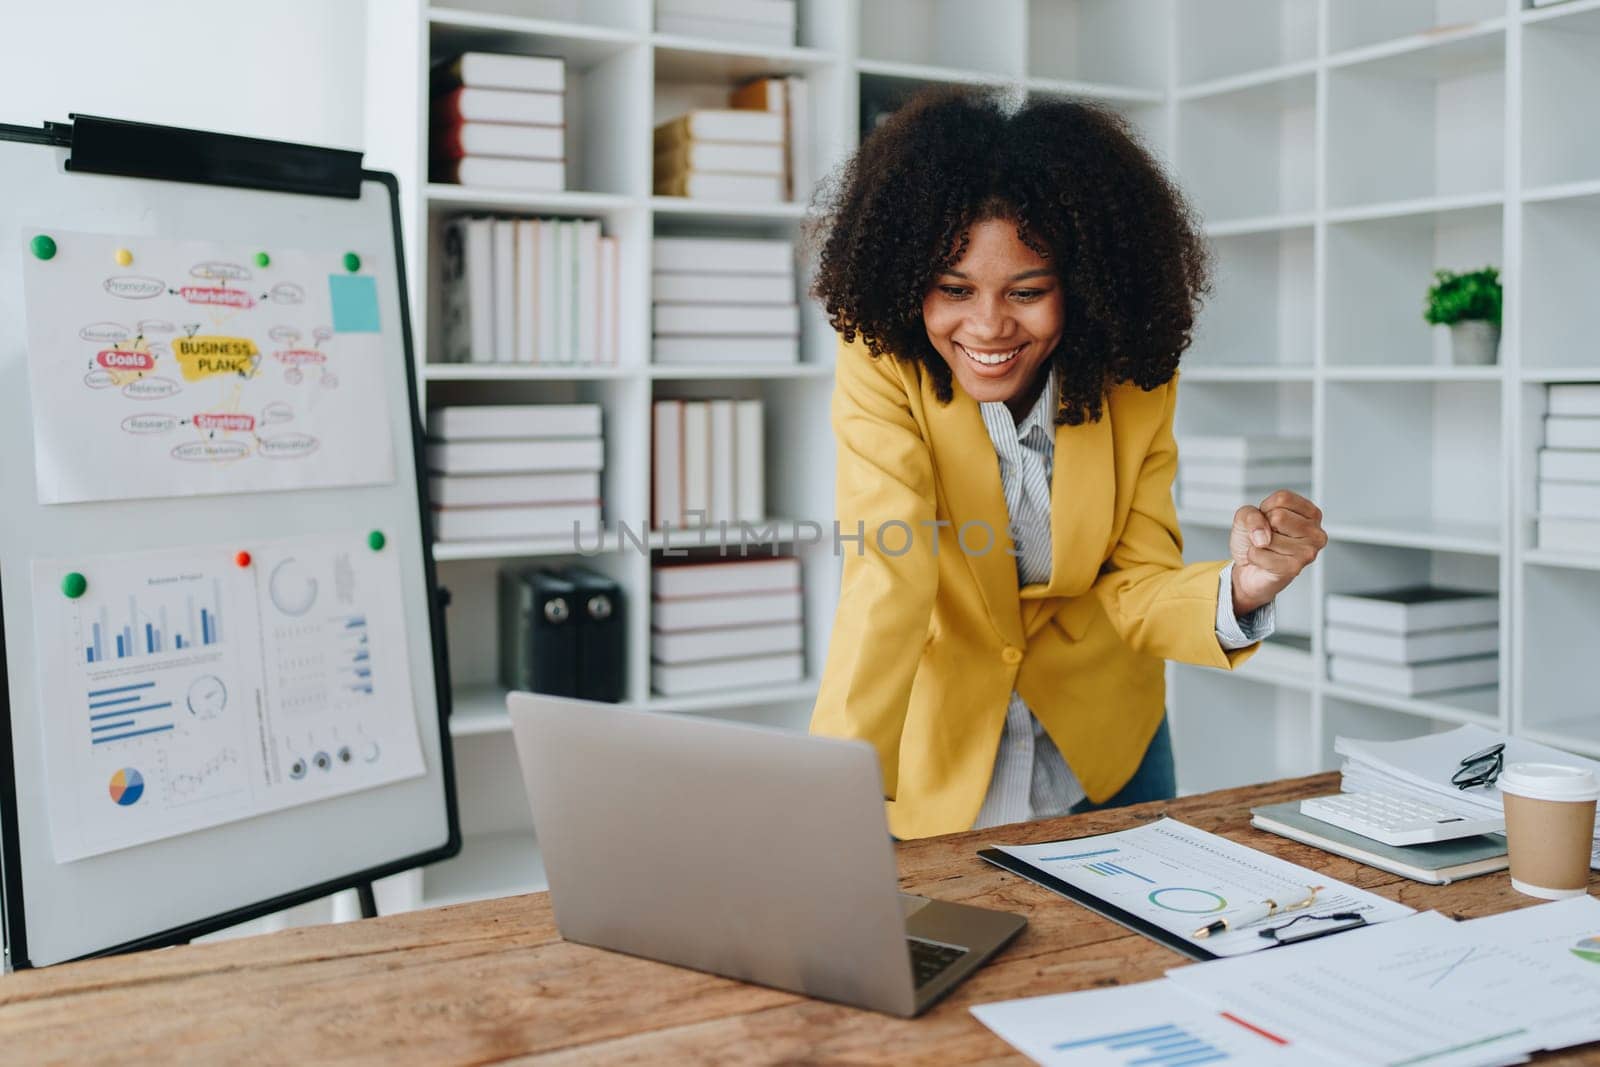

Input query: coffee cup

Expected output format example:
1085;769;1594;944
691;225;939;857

1498;762;1598;900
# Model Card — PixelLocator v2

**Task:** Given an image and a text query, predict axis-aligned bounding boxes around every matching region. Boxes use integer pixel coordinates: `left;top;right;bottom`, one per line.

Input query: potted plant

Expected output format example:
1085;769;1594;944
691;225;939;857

1424;266;1502;366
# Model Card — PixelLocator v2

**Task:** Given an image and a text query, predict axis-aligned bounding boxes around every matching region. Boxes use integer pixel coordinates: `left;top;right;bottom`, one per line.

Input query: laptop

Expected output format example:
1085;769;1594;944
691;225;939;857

507;693;1027;1017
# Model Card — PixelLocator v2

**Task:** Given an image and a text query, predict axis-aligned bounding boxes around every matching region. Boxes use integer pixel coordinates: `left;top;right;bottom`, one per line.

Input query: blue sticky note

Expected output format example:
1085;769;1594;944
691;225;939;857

329;274;381;332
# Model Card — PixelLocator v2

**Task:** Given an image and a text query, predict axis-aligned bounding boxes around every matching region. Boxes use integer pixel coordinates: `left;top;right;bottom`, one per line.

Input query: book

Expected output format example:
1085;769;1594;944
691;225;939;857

1325;623;1499;665
537;220;559;361
652;621;803;665
1538;448;1600;483
729;75;790;192
653;304;800;336
682;401;711;523
432;52;565;93
434;156;565;191
428;404;602;440
653;557;800;598
709;399;736;524
1548;383;1600;417
654;590;803;631
1327;652;1499;696
1540;480;1600;519
431;86;563;126
654;110;785;147
434;502;601;541
655;12;793;45
1324;586;1499;632
654;236;792;274
439;217;493;364
652;273;793;305
653;171;785;202
735;399;764;523
1177;435;1313;463
786;75;811;198
653;336;798;364
653;400;684;529
1546;415;1600;449
1249;800;1508;885
492;219;516;363
1180;485;1308;513
427;438;604;475
650;652;804;696
1537;515;1600;553
576;220;600;363
599;236;620;364
515;219;538;363
429;471;600;508
653;141;785;176
431;122;564;161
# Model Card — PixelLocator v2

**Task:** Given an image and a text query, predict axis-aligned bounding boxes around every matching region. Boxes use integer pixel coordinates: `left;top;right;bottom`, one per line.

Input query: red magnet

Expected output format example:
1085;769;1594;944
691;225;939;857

235;550;253;568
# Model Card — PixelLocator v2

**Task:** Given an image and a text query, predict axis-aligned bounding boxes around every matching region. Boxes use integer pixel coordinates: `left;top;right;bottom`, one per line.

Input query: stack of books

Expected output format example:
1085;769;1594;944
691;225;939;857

1538;382;1600;553
1325;586;1500;697
426;405;603;543
729;74;811;201
652;398;765;528
654;0;796;45
439;214;619;365
651;557;804;695
654;109;786;203
652;237;798;365
1176;435;1312;513
430;51;566;191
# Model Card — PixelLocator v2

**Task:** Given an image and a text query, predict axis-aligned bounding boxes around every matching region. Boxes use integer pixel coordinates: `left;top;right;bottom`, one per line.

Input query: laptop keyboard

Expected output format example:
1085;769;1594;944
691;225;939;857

908;937;969;989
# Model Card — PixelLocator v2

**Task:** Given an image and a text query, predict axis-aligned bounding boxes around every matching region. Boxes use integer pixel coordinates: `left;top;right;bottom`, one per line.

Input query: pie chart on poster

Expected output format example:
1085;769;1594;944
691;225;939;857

269;557;318;617
108;768;144;806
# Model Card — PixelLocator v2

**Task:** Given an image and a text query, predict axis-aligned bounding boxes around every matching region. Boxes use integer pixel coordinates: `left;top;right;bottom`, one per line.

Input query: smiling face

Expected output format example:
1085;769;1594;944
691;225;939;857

921;217;1065;421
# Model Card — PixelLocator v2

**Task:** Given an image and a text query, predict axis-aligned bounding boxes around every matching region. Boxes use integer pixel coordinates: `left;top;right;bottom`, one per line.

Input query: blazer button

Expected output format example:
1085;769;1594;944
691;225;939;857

1001;646;1023;665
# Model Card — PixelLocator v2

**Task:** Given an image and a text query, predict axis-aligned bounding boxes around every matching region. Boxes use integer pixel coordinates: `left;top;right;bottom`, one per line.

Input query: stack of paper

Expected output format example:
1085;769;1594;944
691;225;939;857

653;109;787;202
430;52;566;191
651;237;799;365
426;405;603;543
1324;586;1499;696
651;558;804;695
1336;722;1600;869
1539;383;1600;553
652;398;764;528
655;0;795;45
1175;435;1311;513
439;215;619;365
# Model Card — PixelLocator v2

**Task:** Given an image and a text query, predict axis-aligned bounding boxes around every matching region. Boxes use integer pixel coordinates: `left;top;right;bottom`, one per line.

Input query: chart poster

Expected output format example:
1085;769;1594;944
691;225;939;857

21;229;396;504
31;531;426;862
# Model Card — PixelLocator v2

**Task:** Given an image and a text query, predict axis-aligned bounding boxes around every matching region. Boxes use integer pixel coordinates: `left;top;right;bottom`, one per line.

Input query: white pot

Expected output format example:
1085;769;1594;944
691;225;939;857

1450;320;1501;366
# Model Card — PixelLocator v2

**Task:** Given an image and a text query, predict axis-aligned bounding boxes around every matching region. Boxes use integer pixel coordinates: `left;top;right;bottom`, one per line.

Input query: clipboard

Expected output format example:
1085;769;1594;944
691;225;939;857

978;847;1220;962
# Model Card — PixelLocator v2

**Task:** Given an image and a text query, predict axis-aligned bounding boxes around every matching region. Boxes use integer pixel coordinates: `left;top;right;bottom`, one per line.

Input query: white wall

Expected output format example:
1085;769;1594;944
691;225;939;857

0;0;368;150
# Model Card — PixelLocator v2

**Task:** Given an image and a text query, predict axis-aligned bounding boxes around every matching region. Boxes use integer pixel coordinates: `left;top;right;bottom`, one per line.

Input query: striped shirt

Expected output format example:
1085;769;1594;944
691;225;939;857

972;368;1274;830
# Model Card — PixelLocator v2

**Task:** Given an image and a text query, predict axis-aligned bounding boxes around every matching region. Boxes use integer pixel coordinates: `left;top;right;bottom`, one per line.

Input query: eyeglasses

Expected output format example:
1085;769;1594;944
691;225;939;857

1451;742;1505;790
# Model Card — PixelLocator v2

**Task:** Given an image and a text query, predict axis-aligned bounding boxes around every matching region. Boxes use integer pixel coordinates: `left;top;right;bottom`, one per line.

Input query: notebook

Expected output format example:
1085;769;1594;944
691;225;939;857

1250;800;1508;885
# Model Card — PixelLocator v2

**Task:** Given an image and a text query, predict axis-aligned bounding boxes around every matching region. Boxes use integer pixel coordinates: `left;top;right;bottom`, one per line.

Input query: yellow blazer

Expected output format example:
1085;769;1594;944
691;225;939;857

811;337;1259;840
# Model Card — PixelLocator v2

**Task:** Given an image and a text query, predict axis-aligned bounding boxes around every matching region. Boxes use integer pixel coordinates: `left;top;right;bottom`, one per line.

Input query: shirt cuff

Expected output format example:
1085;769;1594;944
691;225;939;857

1216;562;1276;650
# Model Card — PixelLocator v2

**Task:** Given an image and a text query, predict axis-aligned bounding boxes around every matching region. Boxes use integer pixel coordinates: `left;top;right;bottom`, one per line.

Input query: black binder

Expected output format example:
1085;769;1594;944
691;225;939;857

498;567;579;696
560;565;626;703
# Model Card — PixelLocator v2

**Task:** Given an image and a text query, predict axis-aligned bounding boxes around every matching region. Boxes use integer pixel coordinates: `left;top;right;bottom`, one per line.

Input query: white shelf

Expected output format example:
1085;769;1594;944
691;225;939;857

651;37;836;80
1321;683;1500;727
648;363;833;380
1179;366;1315;383
1203;213;1316;238
423;362;632;381
1522;179;1600;206
1024;76;1164;104
426;6;637;48
1323;519;1501;557
1325;18;1506;75
425;185;635;214
1522;549;1600;574
647;196;808;219
421;829;546;909
1321;366;1503;382
1324;190;1505;225
1523;0;1600;29
853;58;1019;88
1176;59;1320;102
448;679;822;735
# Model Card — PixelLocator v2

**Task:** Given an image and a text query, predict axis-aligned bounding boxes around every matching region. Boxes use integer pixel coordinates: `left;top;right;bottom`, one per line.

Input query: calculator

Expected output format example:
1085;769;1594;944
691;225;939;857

1299;792;1506;846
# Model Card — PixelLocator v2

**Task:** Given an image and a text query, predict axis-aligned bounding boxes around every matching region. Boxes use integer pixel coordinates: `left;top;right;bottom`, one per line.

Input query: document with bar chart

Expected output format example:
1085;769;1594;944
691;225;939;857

31;530;425;861
992;819;1413;957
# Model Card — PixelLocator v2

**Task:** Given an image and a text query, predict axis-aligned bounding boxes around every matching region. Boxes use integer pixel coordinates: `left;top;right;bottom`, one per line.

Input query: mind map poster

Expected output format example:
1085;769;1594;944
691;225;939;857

22;229;397;504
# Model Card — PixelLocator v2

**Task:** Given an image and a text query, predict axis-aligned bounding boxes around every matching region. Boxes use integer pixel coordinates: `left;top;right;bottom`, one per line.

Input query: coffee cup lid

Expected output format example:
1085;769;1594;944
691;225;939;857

1498;762;1600;803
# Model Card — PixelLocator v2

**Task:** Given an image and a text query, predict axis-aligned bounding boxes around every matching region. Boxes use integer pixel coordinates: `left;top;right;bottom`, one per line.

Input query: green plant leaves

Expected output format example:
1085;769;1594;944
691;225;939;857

1424;266;1502;327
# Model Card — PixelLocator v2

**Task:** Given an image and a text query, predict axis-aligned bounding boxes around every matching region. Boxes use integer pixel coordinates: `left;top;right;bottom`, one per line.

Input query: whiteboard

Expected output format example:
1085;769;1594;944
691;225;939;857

0;126;456;966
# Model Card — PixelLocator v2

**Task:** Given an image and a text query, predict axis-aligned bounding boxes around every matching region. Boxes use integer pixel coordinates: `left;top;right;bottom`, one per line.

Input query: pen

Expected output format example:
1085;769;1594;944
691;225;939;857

1192;886;1322;939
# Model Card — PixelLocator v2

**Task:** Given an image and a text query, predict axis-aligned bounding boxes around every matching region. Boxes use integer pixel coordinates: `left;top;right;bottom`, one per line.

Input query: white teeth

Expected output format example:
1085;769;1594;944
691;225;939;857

959;343;1023;367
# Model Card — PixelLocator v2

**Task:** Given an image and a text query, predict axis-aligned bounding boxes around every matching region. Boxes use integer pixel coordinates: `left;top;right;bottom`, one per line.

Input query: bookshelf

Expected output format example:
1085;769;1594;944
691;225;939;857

362;0;1600;908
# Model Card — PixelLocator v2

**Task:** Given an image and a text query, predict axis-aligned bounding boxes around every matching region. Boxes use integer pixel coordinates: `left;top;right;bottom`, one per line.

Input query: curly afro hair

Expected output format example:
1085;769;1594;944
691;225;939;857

807;86;1210;425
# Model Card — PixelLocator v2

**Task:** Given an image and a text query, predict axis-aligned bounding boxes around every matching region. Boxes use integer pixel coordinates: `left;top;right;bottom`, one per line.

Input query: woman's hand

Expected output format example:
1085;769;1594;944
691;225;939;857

1229;491;1328;616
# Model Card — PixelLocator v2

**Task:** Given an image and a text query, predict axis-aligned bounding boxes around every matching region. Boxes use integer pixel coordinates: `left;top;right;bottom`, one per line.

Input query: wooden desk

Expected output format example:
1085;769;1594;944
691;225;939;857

4;772;1598;1065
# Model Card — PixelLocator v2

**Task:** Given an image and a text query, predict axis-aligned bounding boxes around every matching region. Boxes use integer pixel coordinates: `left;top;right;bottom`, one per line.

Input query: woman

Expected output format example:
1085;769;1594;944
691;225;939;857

807;88;1326;840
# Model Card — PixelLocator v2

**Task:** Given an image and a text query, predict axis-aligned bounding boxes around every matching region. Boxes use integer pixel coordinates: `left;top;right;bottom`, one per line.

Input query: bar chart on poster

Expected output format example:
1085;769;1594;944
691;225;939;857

0;118;457;968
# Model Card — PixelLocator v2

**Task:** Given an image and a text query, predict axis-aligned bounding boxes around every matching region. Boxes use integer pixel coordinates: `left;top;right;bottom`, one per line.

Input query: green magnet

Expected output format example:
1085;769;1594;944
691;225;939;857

31;235;57;260
343;252;361;273
61;572;87;599
368;530;386;551
256;251;271;267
